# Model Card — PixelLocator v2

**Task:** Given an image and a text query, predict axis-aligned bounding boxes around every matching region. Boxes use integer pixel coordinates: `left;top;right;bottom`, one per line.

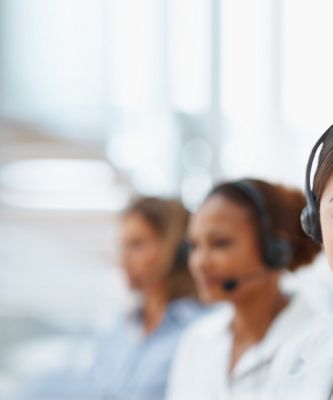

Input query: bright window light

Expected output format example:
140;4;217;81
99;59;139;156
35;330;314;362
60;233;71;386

167;0;211;112
0;159;129;211
221;0;268;122
106;0;163;109
281;0;333;133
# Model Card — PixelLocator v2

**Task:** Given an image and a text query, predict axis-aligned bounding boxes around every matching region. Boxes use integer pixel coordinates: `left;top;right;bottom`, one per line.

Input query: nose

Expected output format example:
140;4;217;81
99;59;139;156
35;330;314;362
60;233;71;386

190;247;212;275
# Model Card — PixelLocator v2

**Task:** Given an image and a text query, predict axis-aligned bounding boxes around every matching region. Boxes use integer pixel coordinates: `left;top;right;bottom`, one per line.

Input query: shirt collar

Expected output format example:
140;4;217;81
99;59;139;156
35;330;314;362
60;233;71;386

126;297;203;336
229;293;317;378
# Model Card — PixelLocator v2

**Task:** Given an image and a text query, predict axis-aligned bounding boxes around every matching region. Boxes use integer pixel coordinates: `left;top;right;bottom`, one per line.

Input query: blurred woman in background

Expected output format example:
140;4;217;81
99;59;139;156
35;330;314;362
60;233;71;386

14;197;204;400
166;179;322;400
89;197;204;400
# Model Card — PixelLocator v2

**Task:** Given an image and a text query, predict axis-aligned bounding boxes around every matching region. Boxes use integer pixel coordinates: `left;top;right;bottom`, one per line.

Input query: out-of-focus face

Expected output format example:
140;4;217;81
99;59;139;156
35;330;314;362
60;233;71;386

320;174;333;269
187;195;267;304
120;213;168;289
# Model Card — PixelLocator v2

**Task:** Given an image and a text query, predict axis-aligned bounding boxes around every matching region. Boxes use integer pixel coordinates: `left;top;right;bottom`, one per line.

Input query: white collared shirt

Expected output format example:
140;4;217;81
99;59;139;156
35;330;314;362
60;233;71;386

166;294;323;400
265;322;333;400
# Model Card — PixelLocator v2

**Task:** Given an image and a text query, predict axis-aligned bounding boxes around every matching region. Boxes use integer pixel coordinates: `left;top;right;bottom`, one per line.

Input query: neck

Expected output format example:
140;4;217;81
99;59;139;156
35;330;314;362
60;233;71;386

142;280;169;334
228;277;288;374
232;279;288;343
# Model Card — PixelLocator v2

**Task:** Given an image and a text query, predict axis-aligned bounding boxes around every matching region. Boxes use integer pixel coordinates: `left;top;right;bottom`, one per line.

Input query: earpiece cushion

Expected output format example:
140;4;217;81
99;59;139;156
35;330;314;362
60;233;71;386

301;206;322;244
264;238;293;269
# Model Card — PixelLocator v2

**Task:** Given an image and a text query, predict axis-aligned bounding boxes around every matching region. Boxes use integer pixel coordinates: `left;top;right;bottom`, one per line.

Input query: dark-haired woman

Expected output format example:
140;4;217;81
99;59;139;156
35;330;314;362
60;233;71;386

266;127;333;400
166;179;322;400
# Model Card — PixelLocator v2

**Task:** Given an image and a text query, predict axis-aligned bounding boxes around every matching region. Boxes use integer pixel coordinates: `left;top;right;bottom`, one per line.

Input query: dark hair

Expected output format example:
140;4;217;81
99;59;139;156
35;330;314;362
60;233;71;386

206;179;321;272
313;132;333;204
123;197;197;300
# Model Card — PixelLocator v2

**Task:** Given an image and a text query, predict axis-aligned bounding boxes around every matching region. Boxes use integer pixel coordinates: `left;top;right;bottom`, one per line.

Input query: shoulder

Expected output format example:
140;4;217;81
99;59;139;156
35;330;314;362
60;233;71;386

269;320;333;380
266;322;333;399
292;321;333;365
270;293;330;369
166;298;212;328
264;291;326;346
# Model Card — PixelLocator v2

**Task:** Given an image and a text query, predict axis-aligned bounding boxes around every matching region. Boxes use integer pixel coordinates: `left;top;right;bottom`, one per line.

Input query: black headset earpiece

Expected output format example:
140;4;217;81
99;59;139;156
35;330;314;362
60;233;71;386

231;180;293;270
263;235;293;269
300;204;322;244
301;125;333;244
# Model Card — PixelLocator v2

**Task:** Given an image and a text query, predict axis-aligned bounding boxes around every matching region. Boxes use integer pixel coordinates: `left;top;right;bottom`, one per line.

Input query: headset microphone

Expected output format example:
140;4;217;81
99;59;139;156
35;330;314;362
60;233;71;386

220;271;269;292
230;180;293;269
221;279;239;292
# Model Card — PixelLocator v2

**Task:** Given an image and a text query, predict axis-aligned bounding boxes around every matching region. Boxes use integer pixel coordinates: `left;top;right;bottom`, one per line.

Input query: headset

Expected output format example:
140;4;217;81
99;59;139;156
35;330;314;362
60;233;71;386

230;179;293;269
301;125;333;243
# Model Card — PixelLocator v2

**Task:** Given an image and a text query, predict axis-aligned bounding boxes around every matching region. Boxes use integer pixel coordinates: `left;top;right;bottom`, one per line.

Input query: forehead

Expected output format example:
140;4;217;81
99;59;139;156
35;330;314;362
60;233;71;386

121;213;157;235
189;195;252;234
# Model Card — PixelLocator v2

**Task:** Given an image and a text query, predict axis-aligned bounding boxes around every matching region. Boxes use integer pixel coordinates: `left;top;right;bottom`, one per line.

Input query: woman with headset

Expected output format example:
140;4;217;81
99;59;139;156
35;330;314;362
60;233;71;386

265;126;333;399
166;179;322;400
87;197;206;400
14;197;204;400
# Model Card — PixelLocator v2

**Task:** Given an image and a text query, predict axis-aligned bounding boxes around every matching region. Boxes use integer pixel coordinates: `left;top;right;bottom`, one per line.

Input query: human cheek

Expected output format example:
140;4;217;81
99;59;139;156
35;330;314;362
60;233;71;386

210;249;236;275
189;246;219;278
321;221;333;268
127;246;154;274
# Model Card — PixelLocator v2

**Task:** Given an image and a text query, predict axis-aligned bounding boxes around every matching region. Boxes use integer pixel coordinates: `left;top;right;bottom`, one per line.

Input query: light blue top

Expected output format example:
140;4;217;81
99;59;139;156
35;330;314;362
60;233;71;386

13;298;206;400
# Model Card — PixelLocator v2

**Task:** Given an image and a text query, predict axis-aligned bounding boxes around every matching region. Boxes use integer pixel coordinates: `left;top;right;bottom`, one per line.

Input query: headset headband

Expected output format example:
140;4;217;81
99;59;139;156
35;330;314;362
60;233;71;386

230;179;292;268
231;179;272;233
305;125;333;207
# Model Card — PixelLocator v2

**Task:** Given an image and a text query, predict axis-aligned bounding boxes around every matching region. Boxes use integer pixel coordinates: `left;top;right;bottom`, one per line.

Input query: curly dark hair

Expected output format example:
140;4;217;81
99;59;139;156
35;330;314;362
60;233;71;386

207;179;321;272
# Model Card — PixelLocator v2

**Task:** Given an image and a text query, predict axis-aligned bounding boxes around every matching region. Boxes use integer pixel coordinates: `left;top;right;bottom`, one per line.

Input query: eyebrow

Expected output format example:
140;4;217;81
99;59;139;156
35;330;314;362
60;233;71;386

329;197;333;203
187;230;227;240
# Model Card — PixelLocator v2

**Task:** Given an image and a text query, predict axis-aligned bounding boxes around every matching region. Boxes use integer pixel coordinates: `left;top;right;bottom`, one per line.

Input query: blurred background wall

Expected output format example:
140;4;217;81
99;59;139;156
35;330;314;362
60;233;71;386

1;0;333;396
